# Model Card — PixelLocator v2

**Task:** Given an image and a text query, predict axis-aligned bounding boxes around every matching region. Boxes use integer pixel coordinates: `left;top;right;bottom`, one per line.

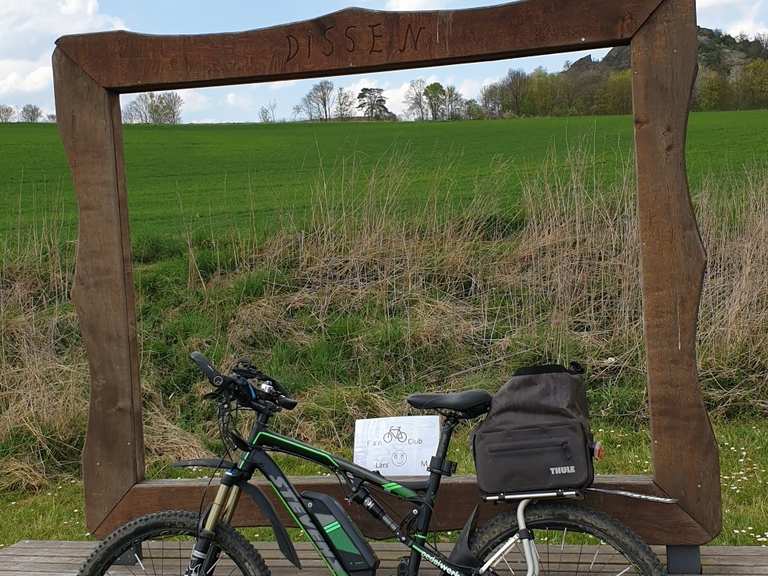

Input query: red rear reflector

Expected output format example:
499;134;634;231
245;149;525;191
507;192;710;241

593;441;606;461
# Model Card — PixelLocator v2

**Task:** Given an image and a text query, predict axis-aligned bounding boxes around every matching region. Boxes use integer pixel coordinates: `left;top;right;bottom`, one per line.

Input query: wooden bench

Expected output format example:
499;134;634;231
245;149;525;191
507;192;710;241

2;540;766;576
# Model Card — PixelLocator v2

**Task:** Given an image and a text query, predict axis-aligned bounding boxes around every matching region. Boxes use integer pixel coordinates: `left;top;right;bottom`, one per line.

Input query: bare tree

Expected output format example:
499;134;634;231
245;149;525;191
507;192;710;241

292;104;305;120
20;104;42;123
404;79;427;120
0;104;14;123
299;94;320;120
304;80;335;121
122;92;183;124
334;87;355;119
444;85;465;120
259;101;278;123
123;96;150;123
46;114;57;123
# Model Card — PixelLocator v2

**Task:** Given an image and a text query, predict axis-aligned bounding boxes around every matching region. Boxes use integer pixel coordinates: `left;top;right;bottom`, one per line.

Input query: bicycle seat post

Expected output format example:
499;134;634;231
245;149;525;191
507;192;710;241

406;416;460;576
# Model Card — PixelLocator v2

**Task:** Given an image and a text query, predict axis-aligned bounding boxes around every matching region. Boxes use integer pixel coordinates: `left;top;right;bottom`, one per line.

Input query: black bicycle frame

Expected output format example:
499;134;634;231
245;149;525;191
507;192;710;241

234;417;470;576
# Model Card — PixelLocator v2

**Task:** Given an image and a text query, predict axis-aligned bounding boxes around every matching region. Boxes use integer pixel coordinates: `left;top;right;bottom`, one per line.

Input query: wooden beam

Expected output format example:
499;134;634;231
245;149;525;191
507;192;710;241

51;0;721;545
98;475;712;545
55;0;663;92
53;47;144;531
630;0;721;541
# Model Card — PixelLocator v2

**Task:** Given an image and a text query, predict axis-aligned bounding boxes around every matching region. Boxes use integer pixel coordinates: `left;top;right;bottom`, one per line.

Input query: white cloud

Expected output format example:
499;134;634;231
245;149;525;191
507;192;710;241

697;0;768;34
458;78;481;99
724;0;768;34
265;79;299;90
225;92;253;110
178;89;209;113
383;82;412;116
697;0;745;8
342;77;380;98
0;56;52;96
0;0;124;102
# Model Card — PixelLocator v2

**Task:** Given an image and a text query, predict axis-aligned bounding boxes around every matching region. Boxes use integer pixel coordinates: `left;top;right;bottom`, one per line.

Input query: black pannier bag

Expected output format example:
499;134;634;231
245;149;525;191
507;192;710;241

473;363;594;495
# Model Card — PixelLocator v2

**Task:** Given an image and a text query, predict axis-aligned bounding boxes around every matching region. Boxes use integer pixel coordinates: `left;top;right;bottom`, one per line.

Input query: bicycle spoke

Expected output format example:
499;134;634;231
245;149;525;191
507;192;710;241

101;535;248;576
483;524;647;576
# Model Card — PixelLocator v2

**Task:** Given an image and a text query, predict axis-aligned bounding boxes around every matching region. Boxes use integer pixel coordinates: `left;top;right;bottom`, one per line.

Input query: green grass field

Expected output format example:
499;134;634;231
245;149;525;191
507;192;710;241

2;110;767;238
1;111;767;547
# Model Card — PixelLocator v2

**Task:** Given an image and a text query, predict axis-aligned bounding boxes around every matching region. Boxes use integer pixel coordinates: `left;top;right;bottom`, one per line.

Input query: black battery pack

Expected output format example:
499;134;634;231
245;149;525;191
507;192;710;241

302;491;379;576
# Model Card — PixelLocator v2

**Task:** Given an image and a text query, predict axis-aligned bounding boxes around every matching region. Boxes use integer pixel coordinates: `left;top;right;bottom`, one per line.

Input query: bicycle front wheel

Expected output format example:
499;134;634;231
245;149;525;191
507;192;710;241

471;502;665;576
78;511;270;576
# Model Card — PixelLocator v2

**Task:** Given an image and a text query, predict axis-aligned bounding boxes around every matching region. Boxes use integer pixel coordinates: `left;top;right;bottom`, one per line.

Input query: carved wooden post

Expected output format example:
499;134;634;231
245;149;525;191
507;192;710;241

53;48;144;531
53;0;720;546
632;0;721;534
631;0;720;567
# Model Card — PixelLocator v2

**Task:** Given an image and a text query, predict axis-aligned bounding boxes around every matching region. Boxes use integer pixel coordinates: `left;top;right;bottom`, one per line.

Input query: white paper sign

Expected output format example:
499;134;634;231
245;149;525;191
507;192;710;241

353;415;441;477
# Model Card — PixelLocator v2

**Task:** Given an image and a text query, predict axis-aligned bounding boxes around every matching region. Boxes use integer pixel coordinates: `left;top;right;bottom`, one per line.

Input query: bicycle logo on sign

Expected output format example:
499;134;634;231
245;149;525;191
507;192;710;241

383;426;407;443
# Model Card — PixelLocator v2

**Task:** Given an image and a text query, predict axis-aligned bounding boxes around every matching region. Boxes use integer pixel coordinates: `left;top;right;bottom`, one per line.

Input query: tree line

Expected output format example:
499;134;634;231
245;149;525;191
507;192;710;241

290;79;479;122
0;92;185;125
291;63;766;123
122;92;183;124
291;81;396;121
0;104;54;123
695;59;768;111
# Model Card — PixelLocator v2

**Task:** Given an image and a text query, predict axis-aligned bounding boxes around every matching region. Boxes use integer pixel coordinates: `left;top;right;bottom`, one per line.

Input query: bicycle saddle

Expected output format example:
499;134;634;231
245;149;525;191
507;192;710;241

407;389;492;418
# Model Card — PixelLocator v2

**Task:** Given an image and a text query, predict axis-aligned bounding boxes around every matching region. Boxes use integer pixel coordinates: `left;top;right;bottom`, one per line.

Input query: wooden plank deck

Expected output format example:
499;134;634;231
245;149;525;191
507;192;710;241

1;541;767;576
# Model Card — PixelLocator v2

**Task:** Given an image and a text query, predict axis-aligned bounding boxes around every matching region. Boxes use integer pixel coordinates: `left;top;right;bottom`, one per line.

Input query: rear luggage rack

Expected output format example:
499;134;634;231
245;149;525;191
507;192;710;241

482;488;678;503
585;487;678;504
482;490;581;501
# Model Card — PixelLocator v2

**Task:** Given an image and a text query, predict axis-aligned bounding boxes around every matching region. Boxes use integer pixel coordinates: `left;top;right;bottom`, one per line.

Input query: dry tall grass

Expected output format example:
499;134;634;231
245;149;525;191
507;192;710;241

227;152;768;437
0;217;210;489
2;152;766;489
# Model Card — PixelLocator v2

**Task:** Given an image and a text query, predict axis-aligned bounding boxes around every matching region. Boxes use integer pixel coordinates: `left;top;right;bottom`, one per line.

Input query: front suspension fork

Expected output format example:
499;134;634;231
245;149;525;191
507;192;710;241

186;476;242;575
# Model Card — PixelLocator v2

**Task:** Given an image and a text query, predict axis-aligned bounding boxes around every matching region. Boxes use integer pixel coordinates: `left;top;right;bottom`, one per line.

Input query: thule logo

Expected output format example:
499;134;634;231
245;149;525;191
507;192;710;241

550;465;576;475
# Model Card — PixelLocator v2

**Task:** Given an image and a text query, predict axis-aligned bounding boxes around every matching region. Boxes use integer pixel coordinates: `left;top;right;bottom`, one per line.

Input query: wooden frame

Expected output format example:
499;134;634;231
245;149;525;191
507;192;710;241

53;0;720;545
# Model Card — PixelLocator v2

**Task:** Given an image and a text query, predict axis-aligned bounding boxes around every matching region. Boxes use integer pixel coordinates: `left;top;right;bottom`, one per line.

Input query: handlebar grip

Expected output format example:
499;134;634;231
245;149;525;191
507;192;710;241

190;351;225;386
277;396;298;410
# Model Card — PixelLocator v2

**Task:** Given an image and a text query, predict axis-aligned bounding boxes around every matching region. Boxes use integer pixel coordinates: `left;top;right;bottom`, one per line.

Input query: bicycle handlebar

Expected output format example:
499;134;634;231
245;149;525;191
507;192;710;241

190;351;226;386
189;351;296;411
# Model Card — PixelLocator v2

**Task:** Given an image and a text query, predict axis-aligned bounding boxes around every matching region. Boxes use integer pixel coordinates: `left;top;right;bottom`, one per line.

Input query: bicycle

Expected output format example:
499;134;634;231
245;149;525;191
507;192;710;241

383;426;408;443
79;352;670;576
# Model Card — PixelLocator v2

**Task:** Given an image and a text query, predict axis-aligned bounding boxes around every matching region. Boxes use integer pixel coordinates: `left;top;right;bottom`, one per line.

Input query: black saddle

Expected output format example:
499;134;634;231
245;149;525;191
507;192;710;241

407;389;492;419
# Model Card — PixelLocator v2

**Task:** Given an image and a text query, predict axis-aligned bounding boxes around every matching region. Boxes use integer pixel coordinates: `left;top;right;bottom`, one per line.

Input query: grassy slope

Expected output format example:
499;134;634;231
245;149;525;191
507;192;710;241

2;111;768;237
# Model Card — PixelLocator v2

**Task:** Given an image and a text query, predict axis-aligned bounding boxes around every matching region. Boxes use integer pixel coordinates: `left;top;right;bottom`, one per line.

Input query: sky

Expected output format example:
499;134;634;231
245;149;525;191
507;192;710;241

2;0;767;122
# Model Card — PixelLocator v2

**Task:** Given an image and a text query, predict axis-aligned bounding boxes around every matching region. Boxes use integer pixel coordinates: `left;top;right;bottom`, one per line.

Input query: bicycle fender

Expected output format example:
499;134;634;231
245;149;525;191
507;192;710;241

447;505;482;568
240;482;301;569
172;458;237;469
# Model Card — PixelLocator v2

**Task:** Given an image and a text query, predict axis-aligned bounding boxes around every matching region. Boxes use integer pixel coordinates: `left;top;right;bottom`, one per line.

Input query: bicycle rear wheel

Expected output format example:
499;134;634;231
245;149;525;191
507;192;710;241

78;511;269;576
471;502;665;576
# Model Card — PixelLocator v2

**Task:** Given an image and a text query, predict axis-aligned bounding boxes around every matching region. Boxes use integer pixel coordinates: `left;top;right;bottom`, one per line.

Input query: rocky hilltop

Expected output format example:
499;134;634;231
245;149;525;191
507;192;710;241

566;27;767;79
